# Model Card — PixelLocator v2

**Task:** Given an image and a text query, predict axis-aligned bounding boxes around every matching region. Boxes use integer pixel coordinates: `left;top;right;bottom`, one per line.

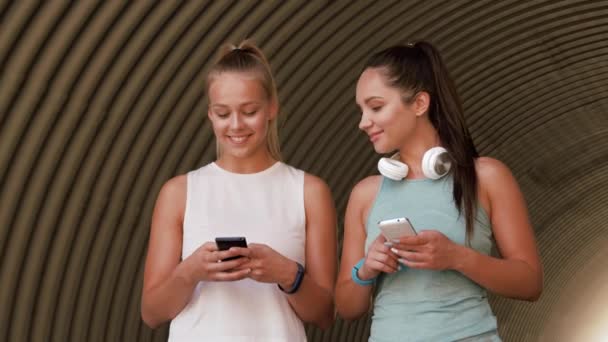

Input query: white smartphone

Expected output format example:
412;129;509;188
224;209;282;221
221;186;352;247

378;217;417;240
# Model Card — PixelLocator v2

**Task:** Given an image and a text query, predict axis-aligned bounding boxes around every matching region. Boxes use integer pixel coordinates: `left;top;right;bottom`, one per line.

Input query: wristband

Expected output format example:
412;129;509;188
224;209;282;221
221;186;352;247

278;262;305;294
351;258;376;286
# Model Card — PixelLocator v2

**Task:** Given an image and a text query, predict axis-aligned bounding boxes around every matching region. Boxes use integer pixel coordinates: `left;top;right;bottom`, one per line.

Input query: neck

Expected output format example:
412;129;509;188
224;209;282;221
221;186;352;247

216;150;276;174
398;118;440;178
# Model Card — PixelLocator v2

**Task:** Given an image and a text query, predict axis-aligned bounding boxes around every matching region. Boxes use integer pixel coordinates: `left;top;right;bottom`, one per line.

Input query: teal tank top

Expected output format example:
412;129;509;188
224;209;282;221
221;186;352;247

365;175;500;342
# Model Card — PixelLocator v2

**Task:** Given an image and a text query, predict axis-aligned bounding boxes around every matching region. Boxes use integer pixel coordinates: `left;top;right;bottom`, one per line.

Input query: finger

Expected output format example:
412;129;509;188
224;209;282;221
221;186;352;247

396;235;426;245
372;240;394;255
216;248;249;260
211;257;251;272
368;259;399;273
201;242;219;251
368;252;399;272
204;250;221;263
391;249;430;263
391;244;426;253
375;234;388;243
213;268;252;281
399;259;428;270
230;247;251;257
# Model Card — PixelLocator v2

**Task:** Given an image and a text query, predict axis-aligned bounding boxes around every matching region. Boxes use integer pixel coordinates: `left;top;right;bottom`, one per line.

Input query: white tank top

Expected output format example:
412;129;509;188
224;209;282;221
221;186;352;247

168;161;307;342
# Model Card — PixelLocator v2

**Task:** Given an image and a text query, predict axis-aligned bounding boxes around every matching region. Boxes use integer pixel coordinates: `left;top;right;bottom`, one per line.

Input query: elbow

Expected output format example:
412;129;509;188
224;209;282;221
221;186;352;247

141;310;161;329
336;308;365;322
315;311;335;330
141;299;169;329
525;280;543;302
517;273;543;302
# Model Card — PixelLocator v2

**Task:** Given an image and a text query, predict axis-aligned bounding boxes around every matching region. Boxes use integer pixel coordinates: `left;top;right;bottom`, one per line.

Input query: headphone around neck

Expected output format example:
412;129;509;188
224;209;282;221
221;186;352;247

377;147;452;181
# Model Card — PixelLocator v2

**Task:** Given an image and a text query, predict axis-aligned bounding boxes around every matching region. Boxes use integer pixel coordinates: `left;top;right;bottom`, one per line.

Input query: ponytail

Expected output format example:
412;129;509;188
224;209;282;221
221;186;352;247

364;41;479;243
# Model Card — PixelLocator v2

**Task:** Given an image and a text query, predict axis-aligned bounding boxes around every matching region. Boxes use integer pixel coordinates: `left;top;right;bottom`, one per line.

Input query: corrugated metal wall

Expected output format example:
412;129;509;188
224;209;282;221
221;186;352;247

1;1;607;341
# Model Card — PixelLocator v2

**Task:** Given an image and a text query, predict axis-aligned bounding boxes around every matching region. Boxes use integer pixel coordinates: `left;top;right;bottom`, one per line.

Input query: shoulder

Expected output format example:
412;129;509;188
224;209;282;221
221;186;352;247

302;173;336;220
475;156;516;185
349;175;382;204
156;174;187;207
161;174;187;195
304;172;332;198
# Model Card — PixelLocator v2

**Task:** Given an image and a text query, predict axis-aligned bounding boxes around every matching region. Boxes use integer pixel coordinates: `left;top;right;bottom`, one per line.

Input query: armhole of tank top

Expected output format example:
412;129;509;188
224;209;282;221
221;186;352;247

183;171;192;230
364;176;387;236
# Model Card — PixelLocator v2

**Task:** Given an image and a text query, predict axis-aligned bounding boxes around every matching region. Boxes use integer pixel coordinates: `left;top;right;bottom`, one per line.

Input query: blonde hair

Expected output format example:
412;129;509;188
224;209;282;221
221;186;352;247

206;40;281;161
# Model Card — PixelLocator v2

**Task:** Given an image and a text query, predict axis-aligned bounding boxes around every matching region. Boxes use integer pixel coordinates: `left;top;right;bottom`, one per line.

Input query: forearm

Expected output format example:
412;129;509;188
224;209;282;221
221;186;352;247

141;262;197;328
454;246;542;301
335;279;373;320
283;273;335;329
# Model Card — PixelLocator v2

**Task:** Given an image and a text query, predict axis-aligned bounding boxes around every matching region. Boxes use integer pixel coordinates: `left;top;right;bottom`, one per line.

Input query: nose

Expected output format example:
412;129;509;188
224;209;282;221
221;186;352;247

229;112;244;130
358;111;372;131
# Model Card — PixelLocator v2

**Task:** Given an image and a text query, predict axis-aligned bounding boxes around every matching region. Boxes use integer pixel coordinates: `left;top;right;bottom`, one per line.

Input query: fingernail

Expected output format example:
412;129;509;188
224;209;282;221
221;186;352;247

383;241;393;247
392;239;400;243
398;265;403;271
398;258;407;264
390;248;398;254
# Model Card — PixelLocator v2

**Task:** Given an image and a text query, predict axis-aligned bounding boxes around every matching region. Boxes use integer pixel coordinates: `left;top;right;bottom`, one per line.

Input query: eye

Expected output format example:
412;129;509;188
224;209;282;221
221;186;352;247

215;111;230;118
242;109;259;116
371;106;383;112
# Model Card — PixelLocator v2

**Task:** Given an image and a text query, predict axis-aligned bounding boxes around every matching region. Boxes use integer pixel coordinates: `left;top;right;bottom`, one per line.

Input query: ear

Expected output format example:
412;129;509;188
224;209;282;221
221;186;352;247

414;91;431;117
207;107;213;120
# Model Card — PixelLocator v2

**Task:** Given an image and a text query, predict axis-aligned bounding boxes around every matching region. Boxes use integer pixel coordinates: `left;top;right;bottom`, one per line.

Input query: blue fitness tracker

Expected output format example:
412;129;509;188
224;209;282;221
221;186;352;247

278;262;305;294
352;258;376;286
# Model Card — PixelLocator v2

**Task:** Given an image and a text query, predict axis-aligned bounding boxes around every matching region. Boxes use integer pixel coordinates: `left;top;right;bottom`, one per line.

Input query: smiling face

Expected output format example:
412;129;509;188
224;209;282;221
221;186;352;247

207;71;277;161
356;67;426;154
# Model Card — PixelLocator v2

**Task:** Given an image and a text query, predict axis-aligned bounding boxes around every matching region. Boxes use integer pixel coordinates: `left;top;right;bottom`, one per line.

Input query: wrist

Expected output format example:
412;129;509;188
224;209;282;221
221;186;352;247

278;260;299;289
278;261;305;294
452;244;473;272
175;260;197;287
352;258;376;286
356;263;375;281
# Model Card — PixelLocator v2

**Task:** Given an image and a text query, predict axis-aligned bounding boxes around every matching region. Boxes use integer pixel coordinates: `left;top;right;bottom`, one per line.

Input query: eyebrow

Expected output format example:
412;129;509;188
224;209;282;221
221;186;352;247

210;101;261;108
356;96;384;107
364;96;384;104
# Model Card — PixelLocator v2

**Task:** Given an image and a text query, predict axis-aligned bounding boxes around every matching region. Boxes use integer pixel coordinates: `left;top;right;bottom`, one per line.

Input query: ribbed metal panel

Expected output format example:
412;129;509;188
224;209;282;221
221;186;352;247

1;1;607;341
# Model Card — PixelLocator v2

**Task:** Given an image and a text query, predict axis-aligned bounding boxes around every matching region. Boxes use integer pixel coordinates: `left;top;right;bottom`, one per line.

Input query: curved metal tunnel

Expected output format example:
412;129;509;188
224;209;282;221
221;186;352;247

1;1;607;341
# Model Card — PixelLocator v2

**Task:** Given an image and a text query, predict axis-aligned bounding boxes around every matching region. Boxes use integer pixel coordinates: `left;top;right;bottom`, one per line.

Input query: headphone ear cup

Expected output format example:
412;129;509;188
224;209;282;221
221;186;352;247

422;147;452;179
378;157;409;181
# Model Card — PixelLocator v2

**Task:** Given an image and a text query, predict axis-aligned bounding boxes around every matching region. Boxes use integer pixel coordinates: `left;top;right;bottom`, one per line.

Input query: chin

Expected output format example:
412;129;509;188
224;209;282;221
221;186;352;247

372;143;393;155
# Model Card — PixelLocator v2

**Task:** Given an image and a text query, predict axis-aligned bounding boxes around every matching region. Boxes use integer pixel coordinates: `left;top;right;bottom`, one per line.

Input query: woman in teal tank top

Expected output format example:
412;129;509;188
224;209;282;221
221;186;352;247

335;41;543;341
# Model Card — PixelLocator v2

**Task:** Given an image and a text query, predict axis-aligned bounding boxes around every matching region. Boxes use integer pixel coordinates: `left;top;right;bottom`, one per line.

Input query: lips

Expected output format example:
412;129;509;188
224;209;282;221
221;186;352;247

368;131;383;142
227;134;251;144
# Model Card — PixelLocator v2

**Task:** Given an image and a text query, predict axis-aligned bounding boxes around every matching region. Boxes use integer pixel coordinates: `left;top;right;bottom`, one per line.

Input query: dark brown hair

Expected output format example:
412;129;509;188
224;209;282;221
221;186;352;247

364;41;479;242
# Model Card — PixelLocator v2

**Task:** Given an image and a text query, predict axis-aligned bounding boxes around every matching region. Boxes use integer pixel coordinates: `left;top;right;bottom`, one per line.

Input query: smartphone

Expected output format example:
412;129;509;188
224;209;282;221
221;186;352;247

215;237;248;261
378;217;417;240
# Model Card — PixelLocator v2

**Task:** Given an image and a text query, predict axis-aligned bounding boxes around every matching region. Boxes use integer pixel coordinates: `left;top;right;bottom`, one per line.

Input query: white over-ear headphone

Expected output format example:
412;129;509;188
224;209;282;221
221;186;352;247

377;147;452;181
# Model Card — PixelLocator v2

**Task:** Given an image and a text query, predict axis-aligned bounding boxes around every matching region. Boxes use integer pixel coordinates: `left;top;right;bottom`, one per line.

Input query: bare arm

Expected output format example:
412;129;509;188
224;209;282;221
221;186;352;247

141;176;250;328
393;158;543;301
335;176;400;320
454;157;543;300
282;174;337;329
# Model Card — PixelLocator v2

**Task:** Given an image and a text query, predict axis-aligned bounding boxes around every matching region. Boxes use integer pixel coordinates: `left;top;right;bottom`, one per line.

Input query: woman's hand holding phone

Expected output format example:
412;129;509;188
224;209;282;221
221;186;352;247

182;242;251;283
238;243;299;289
390;230;462;271
358;234;401;280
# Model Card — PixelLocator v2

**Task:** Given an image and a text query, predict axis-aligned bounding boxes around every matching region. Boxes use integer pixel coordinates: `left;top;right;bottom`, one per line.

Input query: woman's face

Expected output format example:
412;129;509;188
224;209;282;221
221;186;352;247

355;68;421;154
208;72;276;160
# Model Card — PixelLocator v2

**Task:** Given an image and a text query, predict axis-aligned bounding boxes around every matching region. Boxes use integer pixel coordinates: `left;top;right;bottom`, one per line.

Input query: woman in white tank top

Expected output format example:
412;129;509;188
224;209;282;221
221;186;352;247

141;41;337;342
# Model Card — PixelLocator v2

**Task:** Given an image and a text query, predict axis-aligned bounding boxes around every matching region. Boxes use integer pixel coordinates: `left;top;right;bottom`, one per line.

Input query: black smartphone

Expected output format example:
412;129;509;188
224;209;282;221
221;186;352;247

215;237;248;261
